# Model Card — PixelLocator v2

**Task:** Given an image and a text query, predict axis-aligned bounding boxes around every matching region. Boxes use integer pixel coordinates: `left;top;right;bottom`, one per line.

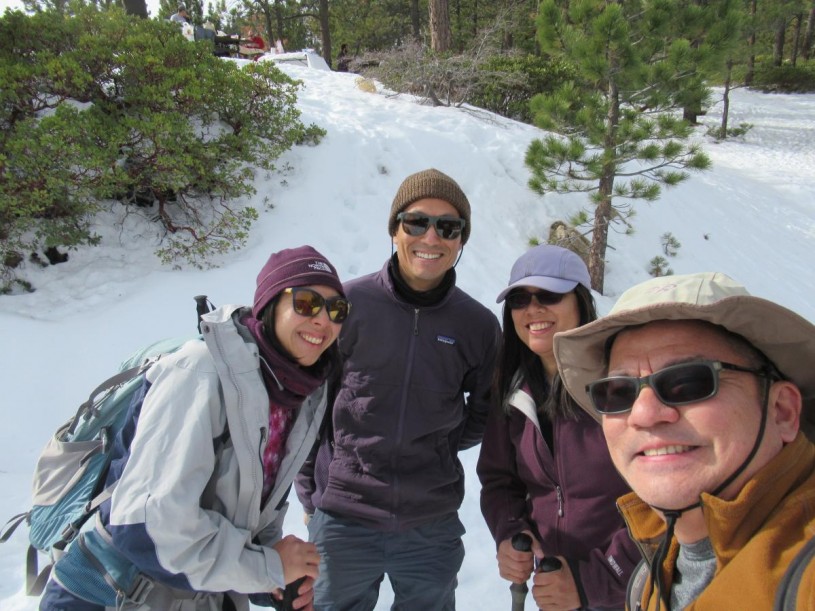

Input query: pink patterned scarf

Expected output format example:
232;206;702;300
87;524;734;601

243;313;330;504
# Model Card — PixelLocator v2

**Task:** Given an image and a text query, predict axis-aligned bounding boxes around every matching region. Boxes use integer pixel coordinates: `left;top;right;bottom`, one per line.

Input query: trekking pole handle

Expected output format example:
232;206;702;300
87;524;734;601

194;295;211;333
538;556;563;573
274;575;307;611
510;533;533;611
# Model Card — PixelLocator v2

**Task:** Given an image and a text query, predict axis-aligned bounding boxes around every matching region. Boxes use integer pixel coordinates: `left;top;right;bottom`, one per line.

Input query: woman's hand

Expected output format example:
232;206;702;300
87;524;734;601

496;531;540;584
271;575;316;611
531;556;580;611
273;534;321;585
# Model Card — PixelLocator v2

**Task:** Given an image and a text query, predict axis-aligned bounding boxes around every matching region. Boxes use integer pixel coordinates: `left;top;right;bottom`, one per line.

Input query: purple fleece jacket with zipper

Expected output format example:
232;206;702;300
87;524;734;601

296;261;500;532
477;386;641;609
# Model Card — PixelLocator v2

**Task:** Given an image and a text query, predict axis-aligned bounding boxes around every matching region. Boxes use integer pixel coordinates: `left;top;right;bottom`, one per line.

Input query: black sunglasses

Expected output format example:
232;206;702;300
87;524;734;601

586;360;772;415
396;212;466;240
283;288;350;323
505;289;566;310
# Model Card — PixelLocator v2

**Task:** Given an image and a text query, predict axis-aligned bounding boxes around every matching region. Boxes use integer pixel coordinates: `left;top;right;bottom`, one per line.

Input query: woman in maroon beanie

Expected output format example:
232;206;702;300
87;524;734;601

40;246;349;611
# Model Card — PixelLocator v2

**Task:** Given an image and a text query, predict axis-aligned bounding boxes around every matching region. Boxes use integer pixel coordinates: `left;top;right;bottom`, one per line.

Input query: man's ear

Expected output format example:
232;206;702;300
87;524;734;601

769;380;802;443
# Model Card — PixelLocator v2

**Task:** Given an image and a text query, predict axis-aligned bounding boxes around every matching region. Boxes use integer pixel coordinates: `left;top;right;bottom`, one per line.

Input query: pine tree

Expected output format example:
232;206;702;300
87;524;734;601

430;0;452;51
525;0;713;294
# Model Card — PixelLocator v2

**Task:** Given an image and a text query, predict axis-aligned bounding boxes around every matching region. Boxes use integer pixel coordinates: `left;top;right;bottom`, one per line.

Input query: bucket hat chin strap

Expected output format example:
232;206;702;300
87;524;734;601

645;377;773;609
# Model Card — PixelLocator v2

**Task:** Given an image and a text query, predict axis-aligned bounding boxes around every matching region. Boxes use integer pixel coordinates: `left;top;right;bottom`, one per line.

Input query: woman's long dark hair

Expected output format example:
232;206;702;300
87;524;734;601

493;284;598;421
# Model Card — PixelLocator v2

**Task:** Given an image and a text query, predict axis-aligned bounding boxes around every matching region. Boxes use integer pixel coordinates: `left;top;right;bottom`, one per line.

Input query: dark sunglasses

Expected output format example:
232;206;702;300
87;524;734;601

586;360;772;415
396;212;466;240
283;288;350;323
505;289;566;310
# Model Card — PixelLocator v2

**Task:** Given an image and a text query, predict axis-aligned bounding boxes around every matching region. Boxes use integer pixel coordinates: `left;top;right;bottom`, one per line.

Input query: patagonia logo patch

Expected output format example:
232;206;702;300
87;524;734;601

436;335;456;345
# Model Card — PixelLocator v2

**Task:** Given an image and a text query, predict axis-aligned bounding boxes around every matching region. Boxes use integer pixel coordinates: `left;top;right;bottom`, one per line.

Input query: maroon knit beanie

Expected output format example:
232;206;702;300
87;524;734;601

253;246;344;318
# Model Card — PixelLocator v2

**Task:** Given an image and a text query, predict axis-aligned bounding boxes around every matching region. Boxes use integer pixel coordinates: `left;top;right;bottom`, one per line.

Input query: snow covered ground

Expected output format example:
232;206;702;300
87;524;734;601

1;57;813;610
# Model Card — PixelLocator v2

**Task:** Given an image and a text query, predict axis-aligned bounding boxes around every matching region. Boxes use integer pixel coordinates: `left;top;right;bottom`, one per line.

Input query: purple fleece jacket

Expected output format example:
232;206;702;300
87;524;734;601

477;386;641;609
296;261;500;532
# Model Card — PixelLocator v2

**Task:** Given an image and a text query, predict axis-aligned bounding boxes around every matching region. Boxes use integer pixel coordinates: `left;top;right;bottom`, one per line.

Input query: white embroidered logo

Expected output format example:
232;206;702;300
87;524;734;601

308;261;332;273
607;554;624;577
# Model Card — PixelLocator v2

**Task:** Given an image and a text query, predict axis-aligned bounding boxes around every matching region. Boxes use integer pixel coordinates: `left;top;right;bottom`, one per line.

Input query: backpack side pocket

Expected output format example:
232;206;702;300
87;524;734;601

53;525;152;606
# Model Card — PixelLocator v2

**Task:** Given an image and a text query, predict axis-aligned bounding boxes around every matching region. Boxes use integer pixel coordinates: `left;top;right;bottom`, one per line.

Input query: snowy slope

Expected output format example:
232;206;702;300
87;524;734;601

0;59;813;610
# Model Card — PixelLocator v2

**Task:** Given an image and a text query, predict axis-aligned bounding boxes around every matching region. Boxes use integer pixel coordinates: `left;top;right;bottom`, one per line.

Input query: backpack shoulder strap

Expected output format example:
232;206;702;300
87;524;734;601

626;558;649;610
774;535;815;611
0;512;28;543
65;363;149;437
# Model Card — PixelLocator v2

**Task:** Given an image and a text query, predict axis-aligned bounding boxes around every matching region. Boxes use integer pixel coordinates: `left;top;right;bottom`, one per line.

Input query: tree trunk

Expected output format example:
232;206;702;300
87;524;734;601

774;19;786;67
274;0;285;47
683;107;699;124
319;0;331;66
121;0;148;18
803;6;815;60
429;0;452;52
745;0;757;85
720;59;733;140
589;81;620;295
792;12;803;66
454;0;462;51
263;11;274;47
410;0;421;42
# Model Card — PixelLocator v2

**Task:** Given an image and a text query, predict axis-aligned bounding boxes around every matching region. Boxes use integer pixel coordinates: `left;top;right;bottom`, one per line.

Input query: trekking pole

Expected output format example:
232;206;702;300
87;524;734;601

510;532;533;611
509;533;564;611
264;575;306;611
194;295;213;333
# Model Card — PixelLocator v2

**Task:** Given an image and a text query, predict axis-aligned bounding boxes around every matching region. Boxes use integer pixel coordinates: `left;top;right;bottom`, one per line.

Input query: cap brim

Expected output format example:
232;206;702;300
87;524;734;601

553;296;815;436
496;277;579;303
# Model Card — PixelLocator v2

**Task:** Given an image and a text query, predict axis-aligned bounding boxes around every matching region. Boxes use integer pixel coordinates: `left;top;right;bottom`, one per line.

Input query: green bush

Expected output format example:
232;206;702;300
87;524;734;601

468;55;577;123
750;64;815;93
355;44;575;123
0;7;324;288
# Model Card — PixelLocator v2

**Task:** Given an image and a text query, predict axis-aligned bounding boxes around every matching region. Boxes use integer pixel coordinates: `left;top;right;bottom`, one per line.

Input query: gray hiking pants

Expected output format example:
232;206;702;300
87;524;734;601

307;509;465;611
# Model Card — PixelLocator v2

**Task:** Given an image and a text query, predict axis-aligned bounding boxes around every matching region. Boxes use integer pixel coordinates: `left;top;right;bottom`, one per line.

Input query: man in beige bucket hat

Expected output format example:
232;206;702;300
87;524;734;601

554;272;815;610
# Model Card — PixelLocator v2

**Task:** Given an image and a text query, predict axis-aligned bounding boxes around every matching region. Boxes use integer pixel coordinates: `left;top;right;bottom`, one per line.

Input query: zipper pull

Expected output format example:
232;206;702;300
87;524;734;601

556;486;564;517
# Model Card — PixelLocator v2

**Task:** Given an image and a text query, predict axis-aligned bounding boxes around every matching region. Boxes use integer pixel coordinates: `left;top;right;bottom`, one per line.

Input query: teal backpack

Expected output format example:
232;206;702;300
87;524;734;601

0;296;213;598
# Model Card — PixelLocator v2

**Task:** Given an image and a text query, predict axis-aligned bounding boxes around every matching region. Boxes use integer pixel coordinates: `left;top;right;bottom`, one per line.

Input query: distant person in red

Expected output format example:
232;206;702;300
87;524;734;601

240;27;267;61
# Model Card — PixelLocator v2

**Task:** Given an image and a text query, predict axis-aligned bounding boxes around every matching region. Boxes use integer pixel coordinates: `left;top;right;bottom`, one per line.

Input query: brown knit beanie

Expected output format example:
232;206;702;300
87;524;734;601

388;169;471;244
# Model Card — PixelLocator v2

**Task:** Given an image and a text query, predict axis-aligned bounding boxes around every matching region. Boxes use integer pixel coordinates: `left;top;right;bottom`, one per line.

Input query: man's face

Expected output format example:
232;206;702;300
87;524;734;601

393;198;461;292
601;319;798;510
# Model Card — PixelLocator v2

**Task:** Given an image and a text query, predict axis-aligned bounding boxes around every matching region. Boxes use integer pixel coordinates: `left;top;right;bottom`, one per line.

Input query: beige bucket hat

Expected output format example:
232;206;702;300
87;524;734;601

553;272;815;437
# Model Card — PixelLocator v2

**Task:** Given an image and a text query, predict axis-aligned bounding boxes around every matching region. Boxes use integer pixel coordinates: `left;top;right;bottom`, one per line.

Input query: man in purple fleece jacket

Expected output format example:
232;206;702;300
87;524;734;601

296;168;500;610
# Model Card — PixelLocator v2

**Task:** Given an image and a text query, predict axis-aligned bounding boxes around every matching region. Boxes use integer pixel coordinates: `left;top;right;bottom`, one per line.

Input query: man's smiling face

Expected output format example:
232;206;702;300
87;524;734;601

601;319;793;511
393;198;461;292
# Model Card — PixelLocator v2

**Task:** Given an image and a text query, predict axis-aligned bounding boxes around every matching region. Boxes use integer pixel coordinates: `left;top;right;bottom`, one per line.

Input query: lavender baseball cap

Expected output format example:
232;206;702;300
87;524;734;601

496;245;591;303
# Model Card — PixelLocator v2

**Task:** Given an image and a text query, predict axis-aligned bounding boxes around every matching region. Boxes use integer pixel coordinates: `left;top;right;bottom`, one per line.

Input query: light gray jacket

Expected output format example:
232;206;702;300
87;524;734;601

103;305;328;610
